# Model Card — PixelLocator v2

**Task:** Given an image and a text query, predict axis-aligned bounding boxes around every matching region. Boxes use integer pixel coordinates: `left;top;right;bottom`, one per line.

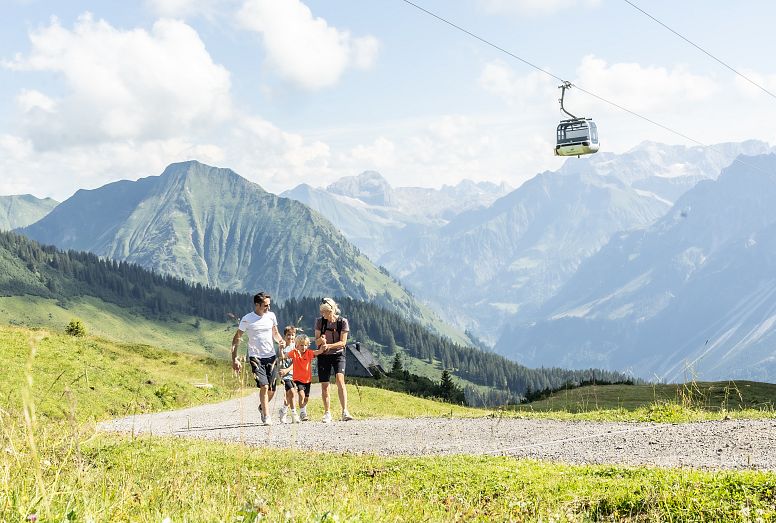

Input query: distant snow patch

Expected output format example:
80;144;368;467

654;162;691;179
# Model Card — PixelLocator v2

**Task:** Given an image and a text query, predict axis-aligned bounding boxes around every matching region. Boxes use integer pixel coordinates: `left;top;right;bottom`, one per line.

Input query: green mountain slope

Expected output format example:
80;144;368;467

0;231;632;404
0;324;235;422
20;160;426;320
0;194;58;230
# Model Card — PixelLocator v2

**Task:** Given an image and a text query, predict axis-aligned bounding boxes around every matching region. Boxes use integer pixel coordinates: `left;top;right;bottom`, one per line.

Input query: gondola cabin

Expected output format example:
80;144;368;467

554;118;599;157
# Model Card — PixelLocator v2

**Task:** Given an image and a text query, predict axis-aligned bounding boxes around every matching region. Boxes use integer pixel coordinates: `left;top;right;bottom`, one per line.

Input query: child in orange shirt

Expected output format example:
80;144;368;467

286;333;324;421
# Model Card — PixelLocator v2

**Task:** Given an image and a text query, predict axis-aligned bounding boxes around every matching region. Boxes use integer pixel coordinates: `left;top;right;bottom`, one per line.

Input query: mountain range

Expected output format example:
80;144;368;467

9;140;776;381
281;172;512;261
19;161;449;332
497;153;776;381
286;141;775;344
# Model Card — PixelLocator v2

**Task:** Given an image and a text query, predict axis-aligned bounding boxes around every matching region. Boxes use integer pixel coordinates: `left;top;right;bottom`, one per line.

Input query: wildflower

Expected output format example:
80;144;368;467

162;518;172;523
26;515;37;522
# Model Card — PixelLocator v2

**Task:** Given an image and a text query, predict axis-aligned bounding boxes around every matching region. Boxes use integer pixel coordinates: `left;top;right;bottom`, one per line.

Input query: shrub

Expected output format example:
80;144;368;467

65;318;87;337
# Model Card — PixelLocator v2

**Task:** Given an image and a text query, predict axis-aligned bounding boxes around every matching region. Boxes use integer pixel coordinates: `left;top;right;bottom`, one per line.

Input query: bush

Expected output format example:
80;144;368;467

65;318;87;337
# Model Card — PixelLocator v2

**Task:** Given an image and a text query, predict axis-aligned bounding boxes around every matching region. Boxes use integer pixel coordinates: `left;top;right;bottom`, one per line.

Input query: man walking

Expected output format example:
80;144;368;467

232;292;285;425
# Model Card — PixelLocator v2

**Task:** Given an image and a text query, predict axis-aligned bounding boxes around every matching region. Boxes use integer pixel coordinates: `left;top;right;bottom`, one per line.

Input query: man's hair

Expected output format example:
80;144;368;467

253;291;271;305
284;325;297;335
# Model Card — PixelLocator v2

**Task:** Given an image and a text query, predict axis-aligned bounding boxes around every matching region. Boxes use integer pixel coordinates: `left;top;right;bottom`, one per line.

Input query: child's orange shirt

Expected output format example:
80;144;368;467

288;348;316;383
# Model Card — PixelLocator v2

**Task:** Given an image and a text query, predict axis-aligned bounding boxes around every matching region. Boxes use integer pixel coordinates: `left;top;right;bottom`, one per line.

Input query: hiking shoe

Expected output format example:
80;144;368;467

300;408;309;421
291;411;301;424
341;410;354;421
263;415;273;426
321;411;332;424
279;406;288;424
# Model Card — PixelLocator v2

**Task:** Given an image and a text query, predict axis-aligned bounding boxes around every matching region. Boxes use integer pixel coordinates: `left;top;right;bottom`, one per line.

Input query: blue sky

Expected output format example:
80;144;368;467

2;0;775;200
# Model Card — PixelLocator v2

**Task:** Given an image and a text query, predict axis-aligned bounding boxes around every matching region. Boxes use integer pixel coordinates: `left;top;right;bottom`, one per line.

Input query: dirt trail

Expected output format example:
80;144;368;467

98;390;776;471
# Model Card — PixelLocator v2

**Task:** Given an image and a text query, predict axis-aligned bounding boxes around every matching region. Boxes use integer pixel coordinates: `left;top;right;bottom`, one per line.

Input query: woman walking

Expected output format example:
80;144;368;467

314;297;354;422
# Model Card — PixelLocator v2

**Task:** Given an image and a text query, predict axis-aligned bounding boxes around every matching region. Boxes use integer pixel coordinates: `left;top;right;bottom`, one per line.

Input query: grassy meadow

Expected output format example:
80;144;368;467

2;324;776;521
0;325;237;422
0;295;234;360
0;295;497;397
512;381;776;423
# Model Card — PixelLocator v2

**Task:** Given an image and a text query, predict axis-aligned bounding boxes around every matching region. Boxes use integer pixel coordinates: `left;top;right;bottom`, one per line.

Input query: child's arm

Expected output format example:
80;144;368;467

279;362;293;377
310;347;326;356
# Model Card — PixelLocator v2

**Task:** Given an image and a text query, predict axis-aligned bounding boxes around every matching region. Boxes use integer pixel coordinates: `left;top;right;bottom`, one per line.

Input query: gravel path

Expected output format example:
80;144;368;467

98;389;776;471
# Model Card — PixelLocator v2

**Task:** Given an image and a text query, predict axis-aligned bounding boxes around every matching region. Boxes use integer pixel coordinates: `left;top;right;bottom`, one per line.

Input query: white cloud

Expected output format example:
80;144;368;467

324;113;559;190
479;60;554;108
0;116;333;199
0;10;342;199
5;14;233;149
236;0;379;90
733;68;776;99
225;115;331;188
144;0;231;19
573;55;717;114
481;0;601;16
16;89;56;112
346;137;397;171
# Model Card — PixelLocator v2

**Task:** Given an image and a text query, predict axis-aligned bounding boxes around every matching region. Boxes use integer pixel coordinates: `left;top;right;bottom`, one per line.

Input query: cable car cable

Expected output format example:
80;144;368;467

399;0;772;176
400;0;703;146
399;0;565;84
621;0;776;102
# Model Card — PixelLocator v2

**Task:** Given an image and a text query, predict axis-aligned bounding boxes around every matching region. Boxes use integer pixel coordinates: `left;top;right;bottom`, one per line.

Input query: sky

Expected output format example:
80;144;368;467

2;0;775;201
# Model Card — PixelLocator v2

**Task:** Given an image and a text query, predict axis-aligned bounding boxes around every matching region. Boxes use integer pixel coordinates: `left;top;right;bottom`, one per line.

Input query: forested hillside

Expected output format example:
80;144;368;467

1;231;630;398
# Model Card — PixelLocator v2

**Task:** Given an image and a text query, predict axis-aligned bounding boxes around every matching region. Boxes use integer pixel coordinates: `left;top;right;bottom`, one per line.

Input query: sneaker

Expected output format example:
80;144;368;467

300;407;309;421
321;411;332;424
279;406;288;424
291;411;301;424
341;410;354;421
263;415;273;426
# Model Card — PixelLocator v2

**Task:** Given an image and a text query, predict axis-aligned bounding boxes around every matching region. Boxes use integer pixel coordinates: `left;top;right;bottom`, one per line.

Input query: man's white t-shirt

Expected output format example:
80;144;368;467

238;311;278;358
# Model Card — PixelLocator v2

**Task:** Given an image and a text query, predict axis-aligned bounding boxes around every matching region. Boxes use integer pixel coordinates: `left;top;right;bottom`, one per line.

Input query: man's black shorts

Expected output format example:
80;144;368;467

294;380;311;397
317;352;346;382
248;355;277;388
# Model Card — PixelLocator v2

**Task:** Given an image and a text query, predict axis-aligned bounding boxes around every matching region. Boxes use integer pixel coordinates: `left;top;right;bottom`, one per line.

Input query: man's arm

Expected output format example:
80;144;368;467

272;325;285;348
231;329;243;372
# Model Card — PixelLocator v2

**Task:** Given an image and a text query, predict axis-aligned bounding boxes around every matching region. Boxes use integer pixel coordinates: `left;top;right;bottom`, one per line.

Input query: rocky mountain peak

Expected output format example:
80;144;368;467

326;170;394;206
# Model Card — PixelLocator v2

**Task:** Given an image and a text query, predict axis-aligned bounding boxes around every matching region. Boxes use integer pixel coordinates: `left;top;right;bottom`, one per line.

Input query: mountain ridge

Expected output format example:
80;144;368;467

0;194;58;230
496;153;776;381
20;161;439;327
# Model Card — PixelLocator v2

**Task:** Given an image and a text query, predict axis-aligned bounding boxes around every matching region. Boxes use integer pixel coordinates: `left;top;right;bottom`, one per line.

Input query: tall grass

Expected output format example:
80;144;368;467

4;419;776;521
513;379;776;422
3;325;776;521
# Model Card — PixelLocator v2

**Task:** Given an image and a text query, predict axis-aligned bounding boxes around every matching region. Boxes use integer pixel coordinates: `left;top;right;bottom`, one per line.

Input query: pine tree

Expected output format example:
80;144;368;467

390;353;404;376
439;369;456;400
